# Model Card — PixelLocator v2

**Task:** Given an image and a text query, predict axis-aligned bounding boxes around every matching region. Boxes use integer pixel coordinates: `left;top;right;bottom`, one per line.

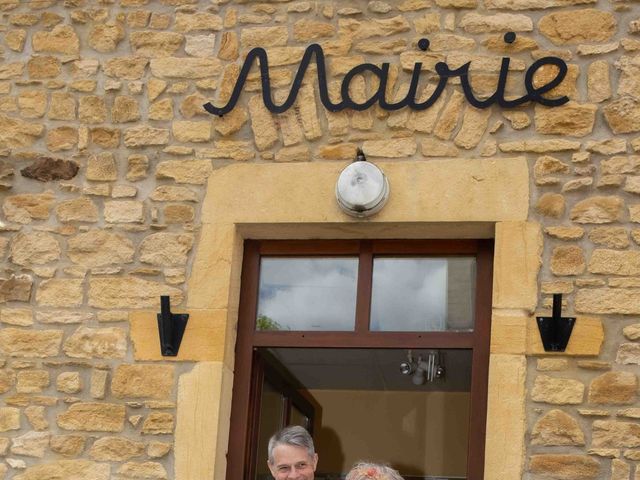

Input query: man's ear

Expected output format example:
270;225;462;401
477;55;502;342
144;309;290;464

267;461;277;477
311;453;319;471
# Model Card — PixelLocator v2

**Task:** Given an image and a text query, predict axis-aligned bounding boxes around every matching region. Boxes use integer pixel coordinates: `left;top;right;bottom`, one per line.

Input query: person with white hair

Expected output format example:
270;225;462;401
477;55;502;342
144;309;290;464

267;425;318;480
345;462;405;480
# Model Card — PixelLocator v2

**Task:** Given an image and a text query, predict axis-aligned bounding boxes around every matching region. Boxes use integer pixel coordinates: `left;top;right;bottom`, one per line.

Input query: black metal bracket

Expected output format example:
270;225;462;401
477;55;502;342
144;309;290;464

536;293;575;352
157;296;189;356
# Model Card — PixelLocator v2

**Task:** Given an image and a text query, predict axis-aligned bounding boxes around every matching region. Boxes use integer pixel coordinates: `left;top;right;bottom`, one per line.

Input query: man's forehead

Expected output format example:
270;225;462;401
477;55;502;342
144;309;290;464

272;444;312;462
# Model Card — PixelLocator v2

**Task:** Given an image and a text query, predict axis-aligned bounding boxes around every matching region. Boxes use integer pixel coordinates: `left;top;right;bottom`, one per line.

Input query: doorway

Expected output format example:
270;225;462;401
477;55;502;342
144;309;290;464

227;240;492;480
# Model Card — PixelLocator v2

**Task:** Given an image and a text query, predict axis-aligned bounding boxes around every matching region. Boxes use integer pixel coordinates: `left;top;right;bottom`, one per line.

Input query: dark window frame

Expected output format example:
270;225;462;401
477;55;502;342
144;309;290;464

226;239;493;480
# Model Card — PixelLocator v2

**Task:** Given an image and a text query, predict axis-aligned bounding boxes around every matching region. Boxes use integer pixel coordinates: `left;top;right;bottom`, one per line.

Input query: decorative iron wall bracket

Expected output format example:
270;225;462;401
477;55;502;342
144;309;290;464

157;296;189;357
536;293;575;352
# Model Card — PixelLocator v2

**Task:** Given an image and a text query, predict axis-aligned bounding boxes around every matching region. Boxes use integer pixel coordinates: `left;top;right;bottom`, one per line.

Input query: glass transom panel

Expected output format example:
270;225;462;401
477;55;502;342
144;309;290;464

370;257;476;332
256;257;358;331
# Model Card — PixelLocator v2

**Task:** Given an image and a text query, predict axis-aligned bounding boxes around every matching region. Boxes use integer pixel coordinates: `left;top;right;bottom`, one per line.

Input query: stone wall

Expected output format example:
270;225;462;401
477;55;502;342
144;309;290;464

0;0;639;479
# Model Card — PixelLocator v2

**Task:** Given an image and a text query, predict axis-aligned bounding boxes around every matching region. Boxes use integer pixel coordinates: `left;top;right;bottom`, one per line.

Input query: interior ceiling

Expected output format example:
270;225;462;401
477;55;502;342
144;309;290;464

267;348;472;392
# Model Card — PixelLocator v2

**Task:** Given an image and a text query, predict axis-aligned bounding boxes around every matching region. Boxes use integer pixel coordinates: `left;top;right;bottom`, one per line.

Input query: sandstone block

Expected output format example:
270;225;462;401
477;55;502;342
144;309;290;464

0;328;62;357
551;245;585;276
615;55;640;99
0;408;20;432
90;370;108;400
0;274;33;303
10;431;49;458
89;436;145;461
576;288;640;315
248;95;279;151
531;375;584;404
529;455;599;479
45;127;77;152
18;90;46;119
535;103;597;137
588;61;611;103
175;12;223;32
0;113;44;149
10;232;60;266
149;98;174;121
57;403;125;432
68;231;134;267
623;324;640;340
604;97;640;134
590;250;640;276
294;20;335;41
531;410;585;446
87;153;118;181
17;370;50;393
592;420;640;448
363;138;417;158
124;126;170;147
617;343;640;365
127;155;149;181
173;121;211;142
63;327;127;359
339;16;411;39
50;435;85;457
28;56;61;79
130;31;183;57
150;186;197;202
36;279;84;307
13;460;109;480
104;201;144;223
454;106;491;149
0;370;16;393
148;442;171;458
90;127;120;148
3;192;54;224
536;193;565;218
241;26;288;48
32;25;79;54
460;13;533;33
88;23;125;53
55;197;99;223
185;34;216;57
78;96;107;124
156;159;212;184
6;29;26;52
105;57;149;80
150;57;221;79
588;227;629;249
570;196;624;224
539;9;616;44
142;412;174;435
486;0;596;8
89;277;183;309
25;406;48;431
589;372;637;405
164;205;196;224
139;233;194;266
112;365;174;399
112;96;141;123
56;372;81;394
117;462;168;480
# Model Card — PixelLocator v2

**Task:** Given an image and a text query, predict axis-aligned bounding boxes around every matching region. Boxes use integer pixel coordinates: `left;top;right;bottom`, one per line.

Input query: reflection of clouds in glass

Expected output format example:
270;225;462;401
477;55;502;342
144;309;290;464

257;258;358;331
371;258;447;331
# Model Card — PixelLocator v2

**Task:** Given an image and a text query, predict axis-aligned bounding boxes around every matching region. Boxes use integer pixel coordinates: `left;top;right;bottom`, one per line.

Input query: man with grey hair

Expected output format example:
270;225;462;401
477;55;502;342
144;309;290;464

267;425;318;480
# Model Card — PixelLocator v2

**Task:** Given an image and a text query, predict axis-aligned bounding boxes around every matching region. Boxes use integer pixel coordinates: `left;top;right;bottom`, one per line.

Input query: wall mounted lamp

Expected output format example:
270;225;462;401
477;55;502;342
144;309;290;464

157;296;189;356
536;293;575;352
335;148;389;218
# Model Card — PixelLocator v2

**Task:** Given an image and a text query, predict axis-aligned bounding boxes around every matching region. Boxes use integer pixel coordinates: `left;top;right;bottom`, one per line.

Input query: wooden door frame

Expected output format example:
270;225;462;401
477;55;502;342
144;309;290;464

226;239;493;480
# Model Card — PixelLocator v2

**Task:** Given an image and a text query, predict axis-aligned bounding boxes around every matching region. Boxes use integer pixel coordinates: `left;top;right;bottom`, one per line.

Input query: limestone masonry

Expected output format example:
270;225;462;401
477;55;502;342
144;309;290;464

0;0;640;479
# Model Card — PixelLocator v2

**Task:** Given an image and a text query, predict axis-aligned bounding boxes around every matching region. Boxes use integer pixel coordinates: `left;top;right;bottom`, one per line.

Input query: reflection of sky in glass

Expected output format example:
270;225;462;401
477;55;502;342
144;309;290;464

371;258;448;331
257;257;358;331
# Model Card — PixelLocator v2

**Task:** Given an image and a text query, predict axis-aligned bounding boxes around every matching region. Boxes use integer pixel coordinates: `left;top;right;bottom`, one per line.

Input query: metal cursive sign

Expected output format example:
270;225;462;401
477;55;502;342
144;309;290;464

203;32;569;117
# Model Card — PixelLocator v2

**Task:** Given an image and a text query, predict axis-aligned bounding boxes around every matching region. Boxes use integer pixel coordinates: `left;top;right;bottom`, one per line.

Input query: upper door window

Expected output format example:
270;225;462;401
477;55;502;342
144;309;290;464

256;253;476;332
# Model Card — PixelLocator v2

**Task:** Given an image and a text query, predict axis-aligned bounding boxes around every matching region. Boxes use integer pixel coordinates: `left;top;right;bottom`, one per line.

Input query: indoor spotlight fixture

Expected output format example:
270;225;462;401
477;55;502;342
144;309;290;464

401;349;445;385
335;148;389;218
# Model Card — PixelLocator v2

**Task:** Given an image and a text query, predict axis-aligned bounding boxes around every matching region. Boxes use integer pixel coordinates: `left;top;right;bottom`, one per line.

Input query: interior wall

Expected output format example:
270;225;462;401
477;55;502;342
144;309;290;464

310;389;470;477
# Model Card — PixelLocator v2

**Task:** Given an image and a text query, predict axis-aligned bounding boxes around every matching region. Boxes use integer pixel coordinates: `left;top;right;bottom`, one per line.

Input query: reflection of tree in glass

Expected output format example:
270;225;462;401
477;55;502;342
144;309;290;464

256;314;282;331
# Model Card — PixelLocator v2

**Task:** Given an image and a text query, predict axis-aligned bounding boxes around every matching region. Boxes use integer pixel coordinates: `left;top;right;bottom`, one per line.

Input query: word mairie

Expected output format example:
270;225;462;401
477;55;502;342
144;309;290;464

203;33;570;117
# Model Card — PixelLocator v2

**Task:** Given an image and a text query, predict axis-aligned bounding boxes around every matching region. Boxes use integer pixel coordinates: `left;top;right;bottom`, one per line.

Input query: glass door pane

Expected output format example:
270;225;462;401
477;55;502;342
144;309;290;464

257;257;359;331
255;380;285;480
370;257;476;332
